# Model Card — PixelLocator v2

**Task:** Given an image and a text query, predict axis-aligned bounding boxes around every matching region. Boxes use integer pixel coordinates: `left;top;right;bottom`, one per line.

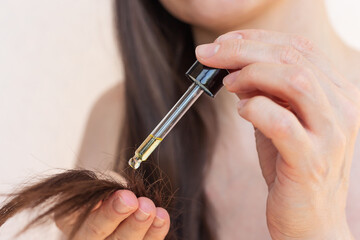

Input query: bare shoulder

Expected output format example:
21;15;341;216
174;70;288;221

76;82;125;171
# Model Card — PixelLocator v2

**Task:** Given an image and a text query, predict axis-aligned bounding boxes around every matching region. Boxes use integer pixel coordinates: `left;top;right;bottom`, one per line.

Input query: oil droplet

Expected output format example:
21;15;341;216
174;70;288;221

128;157;142;169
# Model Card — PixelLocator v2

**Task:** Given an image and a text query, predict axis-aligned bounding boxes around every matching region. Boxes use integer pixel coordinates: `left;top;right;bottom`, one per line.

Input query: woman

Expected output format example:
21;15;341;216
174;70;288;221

58;0;360;239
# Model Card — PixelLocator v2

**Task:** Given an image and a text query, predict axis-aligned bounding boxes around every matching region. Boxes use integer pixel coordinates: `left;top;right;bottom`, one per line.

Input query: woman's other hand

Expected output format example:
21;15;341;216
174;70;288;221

196;29;360;239
55;189;170;240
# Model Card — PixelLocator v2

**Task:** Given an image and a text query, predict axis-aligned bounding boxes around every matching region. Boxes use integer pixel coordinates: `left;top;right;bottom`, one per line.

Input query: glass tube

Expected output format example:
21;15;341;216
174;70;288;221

129;83;204;169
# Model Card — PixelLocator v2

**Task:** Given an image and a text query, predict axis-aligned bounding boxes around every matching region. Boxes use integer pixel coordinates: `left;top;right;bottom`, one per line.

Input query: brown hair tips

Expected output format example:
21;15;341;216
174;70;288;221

0;167;176;239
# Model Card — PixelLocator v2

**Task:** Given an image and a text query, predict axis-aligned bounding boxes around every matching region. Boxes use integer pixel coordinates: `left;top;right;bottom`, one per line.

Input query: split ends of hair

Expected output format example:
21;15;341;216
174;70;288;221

0;167;176;239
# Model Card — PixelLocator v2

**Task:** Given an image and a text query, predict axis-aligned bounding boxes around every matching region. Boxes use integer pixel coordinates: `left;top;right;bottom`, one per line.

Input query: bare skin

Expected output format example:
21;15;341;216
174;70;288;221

57;0;360;239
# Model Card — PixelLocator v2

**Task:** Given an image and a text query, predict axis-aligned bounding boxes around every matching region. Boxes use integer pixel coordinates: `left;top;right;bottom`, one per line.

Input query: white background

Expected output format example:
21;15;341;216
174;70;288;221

0;0;359;239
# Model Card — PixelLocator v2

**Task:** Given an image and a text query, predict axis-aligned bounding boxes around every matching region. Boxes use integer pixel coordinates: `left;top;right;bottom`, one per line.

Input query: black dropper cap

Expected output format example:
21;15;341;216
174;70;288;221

185;60;229;97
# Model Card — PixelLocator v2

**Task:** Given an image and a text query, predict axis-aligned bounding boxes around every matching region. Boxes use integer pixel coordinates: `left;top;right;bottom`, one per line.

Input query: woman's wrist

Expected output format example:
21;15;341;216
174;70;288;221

317;215;354;240
269;216;354;240
317;222;354;240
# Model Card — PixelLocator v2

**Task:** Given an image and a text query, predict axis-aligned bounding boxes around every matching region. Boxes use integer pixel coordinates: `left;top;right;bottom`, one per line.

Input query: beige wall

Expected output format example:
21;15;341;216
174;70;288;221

326;0;360;50
0;0;122;188
0;1;122;238
0;0;359;239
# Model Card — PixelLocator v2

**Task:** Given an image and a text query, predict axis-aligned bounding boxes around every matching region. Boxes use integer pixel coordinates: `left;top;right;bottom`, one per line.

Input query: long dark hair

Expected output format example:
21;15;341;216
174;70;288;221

0;1;220;239
115;1;219;239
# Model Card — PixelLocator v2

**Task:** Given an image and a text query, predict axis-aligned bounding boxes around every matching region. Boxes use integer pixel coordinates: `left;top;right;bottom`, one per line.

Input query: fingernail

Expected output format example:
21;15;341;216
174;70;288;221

223;72;237;86
113;196;134;214
216;33;243;42
152;216;165;228
196;43;220;58
238;99;249;109
134;208;150;222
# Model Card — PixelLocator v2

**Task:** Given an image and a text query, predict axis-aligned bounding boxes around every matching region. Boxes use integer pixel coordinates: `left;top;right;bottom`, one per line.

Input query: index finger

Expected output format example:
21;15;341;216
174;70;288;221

195;38;307;70
216;29;352;92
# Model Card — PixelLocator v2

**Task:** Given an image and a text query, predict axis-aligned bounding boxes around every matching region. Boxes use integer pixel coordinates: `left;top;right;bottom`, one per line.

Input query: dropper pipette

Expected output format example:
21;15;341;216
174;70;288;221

129;60;229;169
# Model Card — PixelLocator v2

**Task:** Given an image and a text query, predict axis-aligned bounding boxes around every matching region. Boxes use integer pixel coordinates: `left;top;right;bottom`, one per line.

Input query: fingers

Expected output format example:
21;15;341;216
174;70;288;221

214;29;358;101
196;29;349;137
75;190;138;240
224;63;334;134
106;197;157;240
106;199;170;240
196;38;308;70
195;30;343;100
216;29;318;54
215;29;333;76
56;191;170;240
144;208;171;240
237;95;310;167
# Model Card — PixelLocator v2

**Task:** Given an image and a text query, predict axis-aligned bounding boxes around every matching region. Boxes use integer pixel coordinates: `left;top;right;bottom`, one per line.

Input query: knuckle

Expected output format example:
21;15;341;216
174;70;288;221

241;65;257;83
230;38;246;57
319;112;337;134
287;66;313;94
310;160;328;183
244;29;268;40
239;96;259;116
279;45;302;64
309;167;332;190
271;113;294;138
290;34;315;52
254;29;268;37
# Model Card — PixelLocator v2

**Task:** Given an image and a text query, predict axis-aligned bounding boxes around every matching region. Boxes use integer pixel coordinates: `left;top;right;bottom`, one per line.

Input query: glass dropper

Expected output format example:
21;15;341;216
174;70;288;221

128;61;229;169
128;83;203;169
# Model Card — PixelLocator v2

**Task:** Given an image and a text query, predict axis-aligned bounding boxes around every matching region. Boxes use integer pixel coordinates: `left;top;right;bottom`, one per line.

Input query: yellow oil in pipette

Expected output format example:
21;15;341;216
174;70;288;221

128;134;162;169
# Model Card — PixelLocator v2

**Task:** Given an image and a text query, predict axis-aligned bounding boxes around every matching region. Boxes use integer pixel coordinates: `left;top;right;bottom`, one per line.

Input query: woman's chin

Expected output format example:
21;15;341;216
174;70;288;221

159;0;275;33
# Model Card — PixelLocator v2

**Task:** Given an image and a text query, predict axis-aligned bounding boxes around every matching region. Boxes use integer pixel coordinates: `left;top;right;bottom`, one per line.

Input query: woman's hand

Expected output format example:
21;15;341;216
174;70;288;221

55;189;170;240
196;29;360;239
